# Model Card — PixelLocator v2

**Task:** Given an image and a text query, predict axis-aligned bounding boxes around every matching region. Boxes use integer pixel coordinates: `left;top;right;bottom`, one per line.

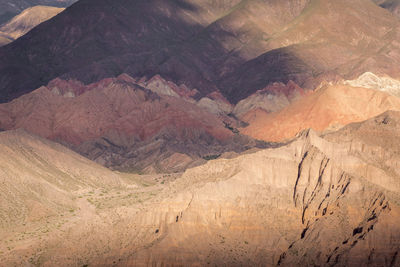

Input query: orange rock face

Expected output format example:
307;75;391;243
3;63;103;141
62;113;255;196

241;84;400;142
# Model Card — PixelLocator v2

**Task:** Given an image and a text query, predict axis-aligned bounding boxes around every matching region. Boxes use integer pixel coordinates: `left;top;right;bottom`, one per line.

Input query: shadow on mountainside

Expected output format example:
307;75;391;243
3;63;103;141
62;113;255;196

0;0;316;104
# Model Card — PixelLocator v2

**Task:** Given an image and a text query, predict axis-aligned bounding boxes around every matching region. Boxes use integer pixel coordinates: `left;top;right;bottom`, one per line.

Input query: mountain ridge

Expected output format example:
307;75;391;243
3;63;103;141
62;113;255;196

0;0;75;25
2;0;400;103
0;5;64;46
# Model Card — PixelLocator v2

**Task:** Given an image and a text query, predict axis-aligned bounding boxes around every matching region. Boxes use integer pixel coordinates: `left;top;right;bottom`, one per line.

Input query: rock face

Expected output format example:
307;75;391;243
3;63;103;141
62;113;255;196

0;74;267;173
99;112;400;266
242;82;400;142
0;5;64;46
2;111;400;266
1;0;400;103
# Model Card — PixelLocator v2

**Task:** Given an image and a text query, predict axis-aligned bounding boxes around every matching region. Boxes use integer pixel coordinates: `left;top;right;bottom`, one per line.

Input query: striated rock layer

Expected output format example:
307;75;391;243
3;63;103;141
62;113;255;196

0;74;267;173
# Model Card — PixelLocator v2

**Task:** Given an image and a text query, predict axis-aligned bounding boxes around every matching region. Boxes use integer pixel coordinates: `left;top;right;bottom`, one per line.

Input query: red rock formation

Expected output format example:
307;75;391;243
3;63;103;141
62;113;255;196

0;74;265;172
0;75;234;144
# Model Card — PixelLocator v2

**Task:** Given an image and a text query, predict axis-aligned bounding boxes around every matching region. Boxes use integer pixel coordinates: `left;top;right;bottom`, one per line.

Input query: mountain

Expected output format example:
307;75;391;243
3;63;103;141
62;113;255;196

1;112;400;266
1;0;400;104
0;0;75;25
241;73;400;142
0;0;242;102
0;5;64;46
1;0;400;266
0;73;267;173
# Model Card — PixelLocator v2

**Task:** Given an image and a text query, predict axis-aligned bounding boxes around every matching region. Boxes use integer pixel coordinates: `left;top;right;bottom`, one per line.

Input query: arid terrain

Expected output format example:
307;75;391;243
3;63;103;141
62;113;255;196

1;0;400;266
1;111;400;266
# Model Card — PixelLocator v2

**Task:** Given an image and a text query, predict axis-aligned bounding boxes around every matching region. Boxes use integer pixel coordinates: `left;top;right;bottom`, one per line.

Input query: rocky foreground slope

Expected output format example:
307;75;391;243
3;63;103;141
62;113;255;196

0;129;125;231
1;111;400;266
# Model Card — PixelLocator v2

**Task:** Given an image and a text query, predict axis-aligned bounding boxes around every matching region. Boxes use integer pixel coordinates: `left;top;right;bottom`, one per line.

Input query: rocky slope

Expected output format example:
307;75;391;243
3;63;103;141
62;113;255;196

242;75;400;142
1;111;400;266
0;74;267;173
0;129;124;230
127;113;400;266
0;129;146;266
0;5;64;46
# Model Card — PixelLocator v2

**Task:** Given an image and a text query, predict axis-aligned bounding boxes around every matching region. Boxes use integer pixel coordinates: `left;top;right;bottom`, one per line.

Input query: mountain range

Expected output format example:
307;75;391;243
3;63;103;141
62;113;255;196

1;0;400;266
2;0;400;104
0;73;268;173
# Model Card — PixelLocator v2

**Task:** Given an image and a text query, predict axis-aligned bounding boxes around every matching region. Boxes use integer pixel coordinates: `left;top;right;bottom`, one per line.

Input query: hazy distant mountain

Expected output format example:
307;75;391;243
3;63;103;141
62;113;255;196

0;5;64;46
